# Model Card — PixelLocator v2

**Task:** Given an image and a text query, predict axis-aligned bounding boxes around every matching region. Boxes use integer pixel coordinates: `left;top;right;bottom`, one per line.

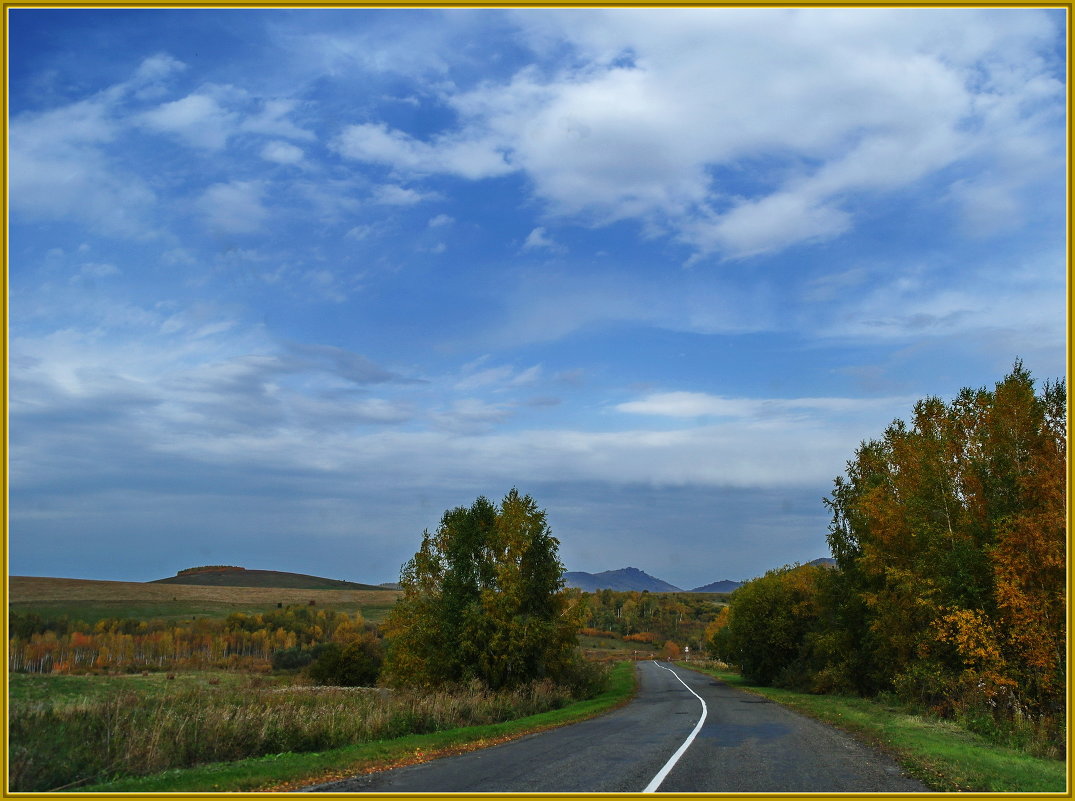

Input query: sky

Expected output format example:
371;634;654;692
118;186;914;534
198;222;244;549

8;8;1067;590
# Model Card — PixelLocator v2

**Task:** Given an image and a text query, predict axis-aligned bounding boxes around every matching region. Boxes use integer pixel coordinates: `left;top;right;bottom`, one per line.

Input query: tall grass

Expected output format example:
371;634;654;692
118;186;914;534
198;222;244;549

9;677;588;792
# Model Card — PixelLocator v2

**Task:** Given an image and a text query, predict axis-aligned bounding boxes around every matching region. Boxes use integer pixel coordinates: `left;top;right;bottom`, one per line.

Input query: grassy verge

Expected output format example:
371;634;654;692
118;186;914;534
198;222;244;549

75;661;637;793
680;662;1066;793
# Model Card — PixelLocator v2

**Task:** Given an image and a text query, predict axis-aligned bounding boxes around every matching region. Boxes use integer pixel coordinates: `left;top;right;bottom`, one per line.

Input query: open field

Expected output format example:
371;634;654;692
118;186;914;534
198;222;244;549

9;662;628;792
9;576;401;623
75;662;636;793
9;670;286;707
578;633;659;661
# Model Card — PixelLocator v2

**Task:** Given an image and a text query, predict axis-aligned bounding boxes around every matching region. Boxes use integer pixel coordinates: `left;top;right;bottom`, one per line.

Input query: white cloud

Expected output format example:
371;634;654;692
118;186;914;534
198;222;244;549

433;398;513;433
132;53;187;84
345;224;382;241
522;226;563;252
125;412;873;491
683;194;851;259
372;183;439;206
10;312;419;472
485;269;775;348
261;140;305;164
302;269;348;303
453;358;543;392
615;391;916;420
946;178;1023;235
330;8;1062;259
509;365;543;386
8;55;321;238
333;122;512;180
9;98;157;236
240;99;315;141
128;53;187;99
138;92;238;150
428;213;454;227
198;181;269;234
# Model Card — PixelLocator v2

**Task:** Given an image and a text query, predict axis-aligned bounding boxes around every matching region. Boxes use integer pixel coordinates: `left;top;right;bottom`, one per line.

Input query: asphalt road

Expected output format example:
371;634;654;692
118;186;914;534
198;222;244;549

304;661;931;793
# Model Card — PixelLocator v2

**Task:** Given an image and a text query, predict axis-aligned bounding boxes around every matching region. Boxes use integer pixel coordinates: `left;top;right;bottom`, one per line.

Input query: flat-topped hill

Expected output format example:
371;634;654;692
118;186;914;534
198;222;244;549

10;575;398;605
9;576;401;626
151;567;383;591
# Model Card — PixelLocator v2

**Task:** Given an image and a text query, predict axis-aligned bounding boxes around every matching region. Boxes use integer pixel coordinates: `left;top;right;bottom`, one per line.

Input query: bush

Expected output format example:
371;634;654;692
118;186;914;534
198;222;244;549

555;654;610;699
270;646;315;671
714;564;825;686
307;637;383;687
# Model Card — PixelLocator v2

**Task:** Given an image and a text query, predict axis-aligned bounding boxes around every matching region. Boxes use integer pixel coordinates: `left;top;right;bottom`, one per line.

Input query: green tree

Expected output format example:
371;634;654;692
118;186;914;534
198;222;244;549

712;564;825;686
382;489;584;689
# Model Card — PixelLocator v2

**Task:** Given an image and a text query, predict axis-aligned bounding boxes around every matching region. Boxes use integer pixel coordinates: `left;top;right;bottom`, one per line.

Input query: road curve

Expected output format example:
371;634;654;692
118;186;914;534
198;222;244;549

303;661;930;793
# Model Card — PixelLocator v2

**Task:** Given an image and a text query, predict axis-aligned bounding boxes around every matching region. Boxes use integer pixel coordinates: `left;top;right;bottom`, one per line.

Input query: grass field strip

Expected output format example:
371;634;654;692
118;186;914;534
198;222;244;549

643;661;708;793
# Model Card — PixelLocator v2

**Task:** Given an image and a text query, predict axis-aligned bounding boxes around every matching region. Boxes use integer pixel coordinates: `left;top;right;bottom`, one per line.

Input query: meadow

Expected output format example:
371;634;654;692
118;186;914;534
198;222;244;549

9;661;634;792
8;576;401;623
7;576;625;792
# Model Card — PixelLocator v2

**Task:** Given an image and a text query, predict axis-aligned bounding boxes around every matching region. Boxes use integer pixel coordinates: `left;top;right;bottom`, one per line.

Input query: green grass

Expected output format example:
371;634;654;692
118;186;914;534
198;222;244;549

681;663;1066;793
8;670;283;708
11;599;398;625
74;661;638;793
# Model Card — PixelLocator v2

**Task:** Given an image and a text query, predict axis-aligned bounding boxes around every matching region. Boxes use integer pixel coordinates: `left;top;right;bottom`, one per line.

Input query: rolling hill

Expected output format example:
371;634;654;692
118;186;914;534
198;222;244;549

687;579;743;593
151;567;383;591
563;567;684;593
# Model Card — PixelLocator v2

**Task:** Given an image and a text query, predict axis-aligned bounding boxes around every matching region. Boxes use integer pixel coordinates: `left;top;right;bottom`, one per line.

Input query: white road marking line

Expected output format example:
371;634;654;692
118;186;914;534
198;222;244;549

642;661;708;793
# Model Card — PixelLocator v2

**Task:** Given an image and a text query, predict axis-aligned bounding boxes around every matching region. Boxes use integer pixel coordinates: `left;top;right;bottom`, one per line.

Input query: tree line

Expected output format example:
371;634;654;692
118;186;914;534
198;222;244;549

11;491;598;696
581;588;722;651
9;606;374;674
710;363;1065;745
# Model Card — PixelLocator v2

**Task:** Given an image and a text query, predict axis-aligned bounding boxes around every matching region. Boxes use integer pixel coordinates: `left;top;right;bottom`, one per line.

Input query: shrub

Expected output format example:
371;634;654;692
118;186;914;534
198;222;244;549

307;636;383;687
270;646;315;671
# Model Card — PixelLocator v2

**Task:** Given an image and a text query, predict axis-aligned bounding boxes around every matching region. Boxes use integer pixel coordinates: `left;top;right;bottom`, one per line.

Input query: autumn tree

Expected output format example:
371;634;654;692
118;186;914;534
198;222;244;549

662;640;681;661
381;489;584;690
823;362;1065;719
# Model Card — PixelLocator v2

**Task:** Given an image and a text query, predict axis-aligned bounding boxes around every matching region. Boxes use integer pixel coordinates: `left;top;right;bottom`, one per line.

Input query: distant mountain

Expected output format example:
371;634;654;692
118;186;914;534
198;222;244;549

563;567;683;593
151;567;383;591
807;557;837;567
688;580;743;593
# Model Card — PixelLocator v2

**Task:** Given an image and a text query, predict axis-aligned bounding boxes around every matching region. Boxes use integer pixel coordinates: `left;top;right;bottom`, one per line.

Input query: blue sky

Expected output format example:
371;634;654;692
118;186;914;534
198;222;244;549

8;8;1067;589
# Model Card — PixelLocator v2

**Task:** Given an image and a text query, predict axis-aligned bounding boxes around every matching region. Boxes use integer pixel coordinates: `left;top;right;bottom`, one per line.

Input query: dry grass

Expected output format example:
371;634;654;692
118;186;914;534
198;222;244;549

9;576;399;607
9;676;580;792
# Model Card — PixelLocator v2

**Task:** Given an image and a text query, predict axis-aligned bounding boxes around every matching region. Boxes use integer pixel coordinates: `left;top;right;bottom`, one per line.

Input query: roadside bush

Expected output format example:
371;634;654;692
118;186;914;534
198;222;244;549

556;654;610;699
713;564;825;686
